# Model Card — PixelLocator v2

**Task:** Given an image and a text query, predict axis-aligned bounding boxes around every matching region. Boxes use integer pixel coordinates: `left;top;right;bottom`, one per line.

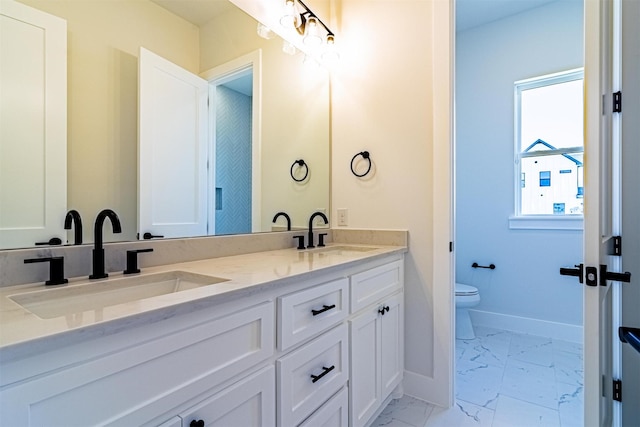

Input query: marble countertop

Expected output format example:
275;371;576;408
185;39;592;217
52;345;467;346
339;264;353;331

0;243;406;357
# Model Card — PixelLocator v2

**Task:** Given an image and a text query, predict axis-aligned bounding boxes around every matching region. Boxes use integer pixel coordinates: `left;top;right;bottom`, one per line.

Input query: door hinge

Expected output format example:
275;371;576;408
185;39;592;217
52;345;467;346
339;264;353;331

609;236;622;256
613;91;622;113
613;379;622;402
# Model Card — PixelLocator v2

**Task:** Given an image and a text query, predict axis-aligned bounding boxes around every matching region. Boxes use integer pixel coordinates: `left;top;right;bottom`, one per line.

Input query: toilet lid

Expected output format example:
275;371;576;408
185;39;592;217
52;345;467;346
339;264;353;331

456;283;478;296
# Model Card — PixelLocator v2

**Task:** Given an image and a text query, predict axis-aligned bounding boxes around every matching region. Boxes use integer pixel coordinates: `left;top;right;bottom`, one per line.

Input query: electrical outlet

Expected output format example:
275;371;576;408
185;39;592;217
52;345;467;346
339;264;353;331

337;208;348;226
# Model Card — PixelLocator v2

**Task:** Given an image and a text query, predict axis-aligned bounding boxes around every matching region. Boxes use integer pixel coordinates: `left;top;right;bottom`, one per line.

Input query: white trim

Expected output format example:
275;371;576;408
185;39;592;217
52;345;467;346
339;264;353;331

403;370;446;406
201;50;263;233
469;309;583;344
508;215;583;230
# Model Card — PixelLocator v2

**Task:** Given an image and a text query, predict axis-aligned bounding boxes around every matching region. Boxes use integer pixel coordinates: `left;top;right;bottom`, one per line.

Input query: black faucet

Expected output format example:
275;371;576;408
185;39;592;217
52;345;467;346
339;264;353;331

307;211;328;249
89;209;122;279
64;209;83;245
272;211;291;231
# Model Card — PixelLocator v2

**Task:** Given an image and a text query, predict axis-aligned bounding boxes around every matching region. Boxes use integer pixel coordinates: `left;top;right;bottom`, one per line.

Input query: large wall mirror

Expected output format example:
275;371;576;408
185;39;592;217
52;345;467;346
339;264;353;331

1;0;330;250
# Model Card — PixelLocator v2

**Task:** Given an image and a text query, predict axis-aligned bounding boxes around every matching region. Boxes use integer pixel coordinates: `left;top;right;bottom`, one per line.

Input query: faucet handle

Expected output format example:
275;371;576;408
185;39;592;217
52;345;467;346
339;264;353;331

293;235;306;250
34;237;62;246
124;248;154;274
24;257;68;286
318;233;327;247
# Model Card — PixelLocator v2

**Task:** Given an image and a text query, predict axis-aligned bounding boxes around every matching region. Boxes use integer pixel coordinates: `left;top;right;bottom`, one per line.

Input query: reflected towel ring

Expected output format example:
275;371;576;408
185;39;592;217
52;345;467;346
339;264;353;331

350;151;372;177
290;159;309;182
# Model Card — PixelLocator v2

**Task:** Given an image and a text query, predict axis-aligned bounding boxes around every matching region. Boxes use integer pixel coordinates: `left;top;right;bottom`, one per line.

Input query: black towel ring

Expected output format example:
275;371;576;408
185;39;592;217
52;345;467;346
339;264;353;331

290;159;309;182
350;151;372;177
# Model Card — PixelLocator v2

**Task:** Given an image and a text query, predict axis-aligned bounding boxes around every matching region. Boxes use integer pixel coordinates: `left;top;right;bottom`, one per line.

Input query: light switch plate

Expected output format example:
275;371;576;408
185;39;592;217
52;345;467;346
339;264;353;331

337;208;348;226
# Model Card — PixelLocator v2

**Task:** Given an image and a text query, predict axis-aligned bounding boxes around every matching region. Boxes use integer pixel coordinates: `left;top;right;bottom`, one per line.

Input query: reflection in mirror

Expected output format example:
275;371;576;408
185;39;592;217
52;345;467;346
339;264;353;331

1;0;329;250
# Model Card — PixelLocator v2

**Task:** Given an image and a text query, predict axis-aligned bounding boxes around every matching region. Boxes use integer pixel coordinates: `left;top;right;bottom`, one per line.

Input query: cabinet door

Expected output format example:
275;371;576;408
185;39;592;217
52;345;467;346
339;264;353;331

180;366;275;427
349;307;381;427
380;292;403;398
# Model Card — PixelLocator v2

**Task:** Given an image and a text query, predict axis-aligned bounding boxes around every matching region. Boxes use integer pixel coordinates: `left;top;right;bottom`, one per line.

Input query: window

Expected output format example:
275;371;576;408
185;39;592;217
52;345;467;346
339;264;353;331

514;69;584;218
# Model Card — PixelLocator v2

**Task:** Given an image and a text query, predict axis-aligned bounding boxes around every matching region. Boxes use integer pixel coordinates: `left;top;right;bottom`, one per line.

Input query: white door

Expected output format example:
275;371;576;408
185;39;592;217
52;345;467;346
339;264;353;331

0;0;66;249
582;0;629;424
138;47;208;240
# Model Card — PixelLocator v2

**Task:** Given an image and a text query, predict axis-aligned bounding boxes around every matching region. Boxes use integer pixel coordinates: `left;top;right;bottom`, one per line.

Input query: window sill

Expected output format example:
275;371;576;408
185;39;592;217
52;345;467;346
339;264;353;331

508;215;583;230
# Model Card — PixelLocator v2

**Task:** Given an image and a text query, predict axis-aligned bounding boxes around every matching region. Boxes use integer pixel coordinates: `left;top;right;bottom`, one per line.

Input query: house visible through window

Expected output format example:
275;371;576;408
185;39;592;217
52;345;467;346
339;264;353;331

515;69;584;216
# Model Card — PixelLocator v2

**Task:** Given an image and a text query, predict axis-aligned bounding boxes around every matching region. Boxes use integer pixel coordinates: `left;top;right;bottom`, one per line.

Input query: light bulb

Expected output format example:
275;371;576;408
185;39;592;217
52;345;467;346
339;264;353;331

280;0;296;28
303;16;322;47
321;34;340;63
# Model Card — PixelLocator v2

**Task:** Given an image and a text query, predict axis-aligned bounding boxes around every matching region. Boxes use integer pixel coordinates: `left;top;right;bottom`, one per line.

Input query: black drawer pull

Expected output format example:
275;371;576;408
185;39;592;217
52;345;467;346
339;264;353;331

190;420;204;427
310;365;335;383
311;304;336;316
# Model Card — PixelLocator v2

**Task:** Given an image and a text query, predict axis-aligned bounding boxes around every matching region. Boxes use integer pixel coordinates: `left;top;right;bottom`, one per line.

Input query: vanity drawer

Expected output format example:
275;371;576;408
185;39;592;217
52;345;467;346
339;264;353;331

350;260;403;313
278;278;348;350
298;386;348;427
277;324;348;427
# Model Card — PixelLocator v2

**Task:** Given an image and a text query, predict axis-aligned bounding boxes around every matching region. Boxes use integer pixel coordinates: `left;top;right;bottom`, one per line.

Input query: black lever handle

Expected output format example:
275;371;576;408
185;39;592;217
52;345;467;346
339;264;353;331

35;237;62;246
293;235;305;250
24;257;68;286
560;264;584;283
143;232;164;240
310;365;335;383
124;248;154;274
311;304;336;316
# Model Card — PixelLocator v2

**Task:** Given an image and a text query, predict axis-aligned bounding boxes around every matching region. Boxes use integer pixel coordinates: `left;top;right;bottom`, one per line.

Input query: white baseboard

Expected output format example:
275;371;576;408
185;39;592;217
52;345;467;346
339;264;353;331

468;309;583;344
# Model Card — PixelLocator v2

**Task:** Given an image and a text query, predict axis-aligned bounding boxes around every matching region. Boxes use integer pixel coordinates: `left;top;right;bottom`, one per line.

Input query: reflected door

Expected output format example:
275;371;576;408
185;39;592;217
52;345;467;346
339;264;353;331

0;0;66;249
138;47;208;239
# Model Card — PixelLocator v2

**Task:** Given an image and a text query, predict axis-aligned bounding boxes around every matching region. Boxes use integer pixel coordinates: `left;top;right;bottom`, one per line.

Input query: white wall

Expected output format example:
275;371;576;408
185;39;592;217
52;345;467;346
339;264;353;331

331;0;454;406
456;1;584;328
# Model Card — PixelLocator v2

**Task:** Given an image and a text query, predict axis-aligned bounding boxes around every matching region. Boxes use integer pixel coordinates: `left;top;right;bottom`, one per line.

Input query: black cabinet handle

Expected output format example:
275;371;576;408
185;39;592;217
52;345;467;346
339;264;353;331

190;420;204;427
310;365;335;383
311;304;336;316
378;305;390;315
143;232;164;240
35;237;62;246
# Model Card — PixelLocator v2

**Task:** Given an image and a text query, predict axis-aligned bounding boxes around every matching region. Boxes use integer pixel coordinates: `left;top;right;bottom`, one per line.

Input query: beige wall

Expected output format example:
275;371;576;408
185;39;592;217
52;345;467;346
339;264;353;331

200;7;330;231
19;0;199;242
331;0;453;406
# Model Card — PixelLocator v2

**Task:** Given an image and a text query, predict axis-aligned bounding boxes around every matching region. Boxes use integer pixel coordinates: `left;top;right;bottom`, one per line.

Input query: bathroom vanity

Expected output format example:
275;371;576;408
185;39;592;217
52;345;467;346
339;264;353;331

0;242;405;427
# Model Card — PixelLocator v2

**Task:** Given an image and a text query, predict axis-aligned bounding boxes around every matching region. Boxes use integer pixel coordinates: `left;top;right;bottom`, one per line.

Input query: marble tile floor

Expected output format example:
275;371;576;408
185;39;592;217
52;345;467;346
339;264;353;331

371;326;583;427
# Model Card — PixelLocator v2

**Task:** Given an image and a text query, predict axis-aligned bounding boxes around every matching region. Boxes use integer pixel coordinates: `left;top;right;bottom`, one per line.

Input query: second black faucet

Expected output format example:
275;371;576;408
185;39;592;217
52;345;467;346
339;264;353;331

90;209;122;279
307;211;328;249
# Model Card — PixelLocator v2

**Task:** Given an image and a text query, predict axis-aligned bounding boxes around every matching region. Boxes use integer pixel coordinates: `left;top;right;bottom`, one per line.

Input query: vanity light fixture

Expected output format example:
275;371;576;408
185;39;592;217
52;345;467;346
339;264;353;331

279;0;336;53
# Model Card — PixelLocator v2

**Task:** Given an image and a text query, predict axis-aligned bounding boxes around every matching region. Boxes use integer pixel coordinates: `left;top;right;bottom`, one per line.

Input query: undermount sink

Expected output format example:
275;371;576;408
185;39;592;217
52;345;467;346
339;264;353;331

309;245;378;255
10;271;229;319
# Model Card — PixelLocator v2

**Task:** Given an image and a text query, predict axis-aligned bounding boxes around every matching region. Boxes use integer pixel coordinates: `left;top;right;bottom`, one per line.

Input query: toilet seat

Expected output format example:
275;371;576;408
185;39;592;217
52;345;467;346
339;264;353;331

455;283;478;296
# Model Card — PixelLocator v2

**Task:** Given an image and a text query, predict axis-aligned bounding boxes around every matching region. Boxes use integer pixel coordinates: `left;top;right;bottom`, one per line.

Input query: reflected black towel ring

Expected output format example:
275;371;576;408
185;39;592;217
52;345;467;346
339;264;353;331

350;151;372;177
290;159;309;182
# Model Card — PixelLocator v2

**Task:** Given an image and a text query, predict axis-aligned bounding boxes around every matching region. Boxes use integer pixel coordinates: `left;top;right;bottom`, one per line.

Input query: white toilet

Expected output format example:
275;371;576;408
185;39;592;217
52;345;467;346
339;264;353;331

455;283;480;339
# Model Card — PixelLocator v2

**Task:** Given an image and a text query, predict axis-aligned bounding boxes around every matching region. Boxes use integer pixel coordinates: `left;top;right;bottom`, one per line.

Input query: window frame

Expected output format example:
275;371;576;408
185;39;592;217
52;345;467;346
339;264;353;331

511;68;584;230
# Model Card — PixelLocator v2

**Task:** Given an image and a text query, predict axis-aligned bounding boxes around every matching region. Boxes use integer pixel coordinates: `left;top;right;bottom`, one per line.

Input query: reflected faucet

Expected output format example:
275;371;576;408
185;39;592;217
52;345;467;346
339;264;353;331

89;209;122;279
272;212;291;231
64;209;83;245
307;211;328;249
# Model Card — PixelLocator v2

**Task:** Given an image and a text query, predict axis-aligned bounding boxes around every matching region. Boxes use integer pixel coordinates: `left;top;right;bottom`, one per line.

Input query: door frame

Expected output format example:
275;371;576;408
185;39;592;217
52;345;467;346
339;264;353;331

200;50;263;234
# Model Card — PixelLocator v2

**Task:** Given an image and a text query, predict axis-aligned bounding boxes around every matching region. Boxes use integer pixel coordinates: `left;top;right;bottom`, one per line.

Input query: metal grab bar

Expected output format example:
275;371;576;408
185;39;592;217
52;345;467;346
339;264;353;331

619;327;640;355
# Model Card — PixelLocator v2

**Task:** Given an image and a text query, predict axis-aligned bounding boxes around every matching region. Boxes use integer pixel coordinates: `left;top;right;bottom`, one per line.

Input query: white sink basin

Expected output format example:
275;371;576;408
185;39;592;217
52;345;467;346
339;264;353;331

10;271;229;319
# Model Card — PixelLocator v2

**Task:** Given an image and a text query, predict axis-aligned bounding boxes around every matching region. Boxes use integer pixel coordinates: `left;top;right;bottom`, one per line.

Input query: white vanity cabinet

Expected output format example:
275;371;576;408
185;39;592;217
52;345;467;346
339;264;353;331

0;300;275;426
349;261;405;427
0;252;405;427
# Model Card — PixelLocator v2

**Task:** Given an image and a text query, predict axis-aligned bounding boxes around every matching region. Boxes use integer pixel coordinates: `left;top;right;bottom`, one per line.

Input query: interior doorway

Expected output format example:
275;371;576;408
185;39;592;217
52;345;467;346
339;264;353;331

453;0;585;425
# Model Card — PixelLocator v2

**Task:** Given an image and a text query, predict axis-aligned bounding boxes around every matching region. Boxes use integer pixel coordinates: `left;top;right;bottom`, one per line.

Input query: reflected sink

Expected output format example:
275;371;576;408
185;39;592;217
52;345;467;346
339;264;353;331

10;271;229;319
309;245;378;255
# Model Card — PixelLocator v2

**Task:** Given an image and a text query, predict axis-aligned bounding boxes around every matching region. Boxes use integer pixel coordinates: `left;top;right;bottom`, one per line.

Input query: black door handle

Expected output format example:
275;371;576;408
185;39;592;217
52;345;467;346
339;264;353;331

143;232;164;240
601;265;631;284
559;264;583;283
35;237;62;246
